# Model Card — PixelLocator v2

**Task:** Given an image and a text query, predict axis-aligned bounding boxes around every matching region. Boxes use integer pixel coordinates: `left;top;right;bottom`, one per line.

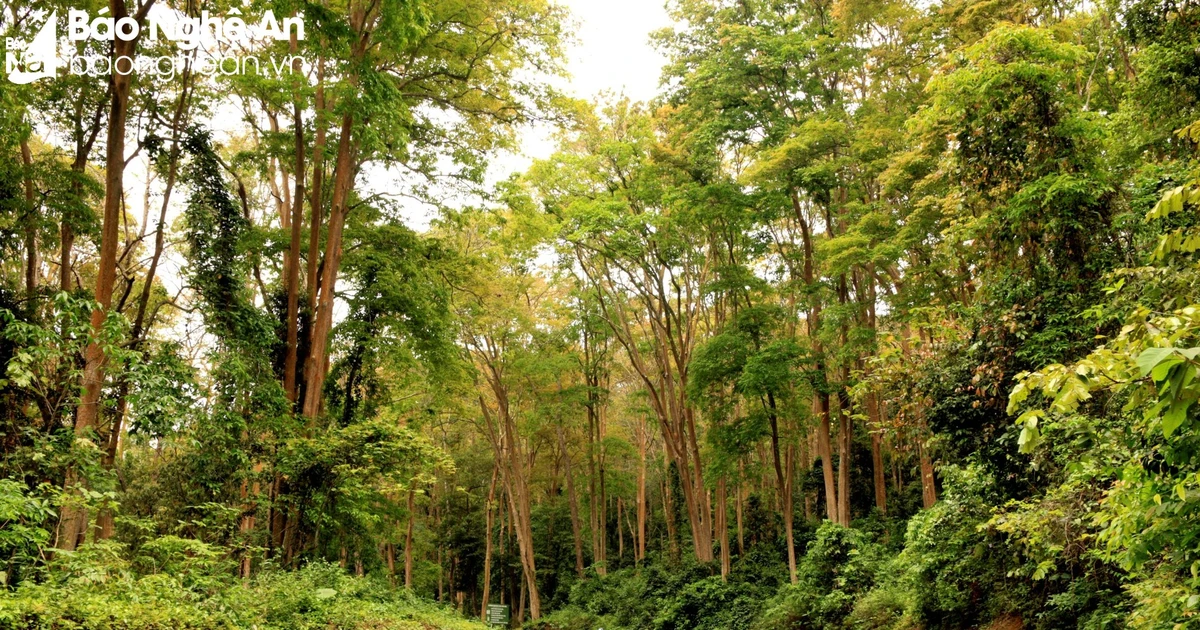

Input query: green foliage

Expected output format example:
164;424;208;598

541;555;779;630
754;523;888;630
0;479;56;587
0;546;484;630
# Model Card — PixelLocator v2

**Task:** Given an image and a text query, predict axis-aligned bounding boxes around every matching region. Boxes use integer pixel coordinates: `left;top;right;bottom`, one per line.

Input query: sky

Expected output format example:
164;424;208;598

387;0;677;230
525;0;674;157
556;0;673;105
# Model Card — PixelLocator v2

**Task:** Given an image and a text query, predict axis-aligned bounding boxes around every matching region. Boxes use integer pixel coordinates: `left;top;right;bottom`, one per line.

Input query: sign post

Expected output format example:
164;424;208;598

486;603;510;627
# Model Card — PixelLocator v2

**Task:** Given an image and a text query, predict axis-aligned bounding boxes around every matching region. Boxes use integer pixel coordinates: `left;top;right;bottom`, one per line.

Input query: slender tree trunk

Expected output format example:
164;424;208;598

717;478;730;580
301;111;354;419
892;439;902;495
95;62;192;542
868;393;887;516
766;394;797;582
481;465;497;620
587;400;601;573
836;385;852;527
59;220;74;291
517;574;526;625
816;394;837;523
919;430;937;508
437;545;444;601
405;486;416;589
617;497;624;561
662;448;679;561
791;190;836;525
386;543;396;585
283;37;306;403
306;57;326;316
588;393;608;575
58;1;153;550
511;452;540;617
558;424;585;577
736;460;745;555
239;468;259;580
479;382;541;619
636;429;647;563
20;138;37;294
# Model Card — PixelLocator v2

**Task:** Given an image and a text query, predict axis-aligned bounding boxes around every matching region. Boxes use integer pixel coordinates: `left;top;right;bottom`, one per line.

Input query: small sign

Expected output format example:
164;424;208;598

486;604;510;626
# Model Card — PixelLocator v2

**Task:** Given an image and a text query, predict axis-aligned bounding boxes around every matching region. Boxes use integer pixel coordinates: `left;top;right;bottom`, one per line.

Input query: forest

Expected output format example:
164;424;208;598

1;0;1199;628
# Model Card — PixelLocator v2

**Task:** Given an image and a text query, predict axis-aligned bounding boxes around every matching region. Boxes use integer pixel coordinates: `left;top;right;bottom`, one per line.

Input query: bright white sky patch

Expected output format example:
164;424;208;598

559;0;673;104
520;0;674;162
387;0;676;231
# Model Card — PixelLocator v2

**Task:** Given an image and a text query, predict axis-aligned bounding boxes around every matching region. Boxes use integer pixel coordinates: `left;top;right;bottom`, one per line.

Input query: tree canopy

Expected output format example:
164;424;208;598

2;0;1200;628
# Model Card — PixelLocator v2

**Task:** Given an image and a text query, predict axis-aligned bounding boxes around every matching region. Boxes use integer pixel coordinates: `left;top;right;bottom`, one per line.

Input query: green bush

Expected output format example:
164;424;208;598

891;465;1022;629
0;480;55;587
845;586;912;630
524;606;606;630
0;542;484;630
754;523;888;630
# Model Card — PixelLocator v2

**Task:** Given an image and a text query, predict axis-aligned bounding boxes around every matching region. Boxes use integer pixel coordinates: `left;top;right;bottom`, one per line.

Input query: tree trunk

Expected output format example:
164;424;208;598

239;469;259;580
306;57;326;316
480;465;497;620
283;36;306;403
617;497;624;561
587;390;608;575
767;394;797;582
95;60;192;543
836;386;852;527
479;381;540;619
791;189;835;525
636;428;647;563
662;448;679;561
20;138;37;294
405;486;416;589
735;461;745;555
557;424;585;577
868;393;887;516
386;542;396;586
717;478;730;580
300;111;354;419
815;394;837;523
919;434;937;508
58;0;153;550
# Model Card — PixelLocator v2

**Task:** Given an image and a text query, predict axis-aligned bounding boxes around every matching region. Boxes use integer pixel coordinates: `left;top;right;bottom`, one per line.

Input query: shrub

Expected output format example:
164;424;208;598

0;543;484;630
754;523;888;630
